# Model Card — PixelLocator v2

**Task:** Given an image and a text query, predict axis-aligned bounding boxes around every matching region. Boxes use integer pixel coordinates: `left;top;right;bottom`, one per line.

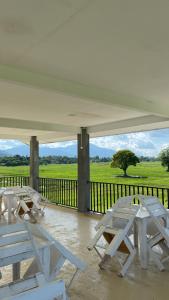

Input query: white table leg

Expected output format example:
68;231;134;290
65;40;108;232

137;218;149;269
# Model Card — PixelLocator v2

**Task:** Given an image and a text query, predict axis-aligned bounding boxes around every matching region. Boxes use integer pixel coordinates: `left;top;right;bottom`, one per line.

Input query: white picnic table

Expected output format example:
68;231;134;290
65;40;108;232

0;222;86;299
0;188;27;223
106;204;160;269
0;187;44;223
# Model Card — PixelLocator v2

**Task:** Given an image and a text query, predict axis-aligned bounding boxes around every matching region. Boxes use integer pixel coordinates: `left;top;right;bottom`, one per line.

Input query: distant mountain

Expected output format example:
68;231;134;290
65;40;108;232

7;145;30;156
0;150;9;157
5;143;115;158
90;144;115;158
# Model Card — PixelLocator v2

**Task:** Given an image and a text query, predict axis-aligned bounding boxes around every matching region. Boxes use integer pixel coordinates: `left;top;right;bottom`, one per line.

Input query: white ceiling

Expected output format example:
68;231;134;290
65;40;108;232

0;0;169;143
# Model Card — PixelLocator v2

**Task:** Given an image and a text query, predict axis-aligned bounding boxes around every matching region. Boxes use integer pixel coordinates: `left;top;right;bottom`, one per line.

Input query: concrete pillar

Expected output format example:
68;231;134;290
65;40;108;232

77;128;90;212
30;136;39;191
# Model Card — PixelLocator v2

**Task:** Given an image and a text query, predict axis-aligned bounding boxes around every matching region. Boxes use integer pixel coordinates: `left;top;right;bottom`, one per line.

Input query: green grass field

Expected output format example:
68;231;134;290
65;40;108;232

0;161;169;187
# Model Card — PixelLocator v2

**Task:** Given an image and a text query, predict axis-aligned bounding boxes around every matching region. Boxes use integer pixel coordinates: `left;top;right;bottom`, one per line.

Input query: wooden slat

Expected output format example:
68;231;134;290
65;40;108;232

115;207;138;215
3;279;66;300
0;245;46;267
142;197;159;205
112;212;135;220
152;210;167;217
0;223;26;236
0;241;33;259
0;233;29;247
146;202;162;209
0;251;33;267
0;275;39;298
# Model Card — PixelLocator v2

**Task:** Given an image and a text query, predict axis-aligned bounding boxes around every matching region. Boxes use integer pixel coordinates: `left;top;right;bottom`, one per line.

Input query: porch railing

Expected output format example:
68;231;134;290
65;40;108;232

0;176;30;188
90;181;169;213
39;177;78;208
0;176;169;213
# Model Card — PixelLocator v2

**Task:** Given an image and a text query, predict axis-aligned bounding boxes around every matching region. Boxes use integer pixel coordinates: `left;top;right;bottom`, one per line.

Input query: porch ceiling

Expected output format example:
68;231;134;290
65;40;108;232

0;0;169;143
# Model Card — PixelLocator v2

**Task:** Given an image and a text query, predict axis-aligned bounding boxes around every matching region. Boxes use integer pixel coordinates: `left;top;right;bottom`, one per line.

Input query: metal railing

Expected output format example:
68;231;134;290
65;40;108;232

39;177;78;208
90;181;169;213
0;176;169;213
0;176;30;188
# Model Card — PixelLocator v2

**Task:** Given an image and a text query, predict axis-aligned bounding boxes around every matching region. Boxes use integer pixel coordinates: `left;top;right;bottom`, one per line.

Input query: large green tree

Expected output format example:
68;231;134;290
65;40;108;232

110;150;140;176
159;147;169;172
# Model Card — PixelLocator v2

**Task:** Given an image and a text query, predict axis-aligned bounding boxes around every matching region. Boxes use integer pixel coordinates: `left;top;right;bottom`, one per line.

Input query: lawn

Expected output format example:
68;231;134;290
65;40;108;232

0;161;169;187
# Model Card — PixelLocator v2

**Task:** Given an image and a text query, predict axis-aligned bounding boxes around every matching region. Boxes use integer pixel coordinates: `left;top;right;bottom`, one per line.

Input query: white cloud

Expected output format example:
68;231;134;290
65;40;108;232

91;131;158;156
0;128;169;157
0;140;23;150
160;143;169;150
41;140;76;148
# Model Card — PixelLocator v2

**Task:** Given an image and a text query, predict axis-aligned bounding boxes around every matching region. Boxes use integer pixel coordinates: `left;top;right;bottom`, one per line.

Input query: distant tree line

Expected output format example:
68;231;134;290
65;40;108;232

39;156;77;165
0;155;77;166
0;155;30;166
0;154;159;167
139;156;158;162
0;155;111;166
90;156;111;163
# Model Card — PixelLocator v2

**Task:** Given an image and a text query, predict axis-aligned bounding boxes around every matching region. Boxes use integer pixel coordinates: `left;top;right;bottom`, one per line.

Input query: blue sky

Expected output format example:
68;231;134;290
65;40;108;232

0;128;168;157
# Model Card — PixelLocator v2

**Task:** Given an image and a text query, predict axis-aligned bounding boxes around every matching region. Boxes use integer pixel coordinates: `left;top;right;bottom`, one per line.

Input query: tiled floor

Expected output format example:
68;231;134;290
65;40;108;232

1;204;169;300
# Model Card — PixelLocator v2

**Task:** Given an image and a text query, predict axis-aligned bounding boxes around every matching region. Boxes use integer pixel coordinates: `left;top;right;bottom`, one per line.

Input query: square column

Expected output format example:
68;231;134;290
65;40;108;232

77;128;90;212
30;136;39;191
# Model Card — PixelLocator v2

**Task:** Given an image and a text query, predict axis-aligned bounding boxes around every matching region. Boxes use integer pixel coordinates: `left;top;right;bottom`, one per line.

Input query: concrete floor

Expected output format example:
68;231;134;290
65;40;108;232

1;204;169;299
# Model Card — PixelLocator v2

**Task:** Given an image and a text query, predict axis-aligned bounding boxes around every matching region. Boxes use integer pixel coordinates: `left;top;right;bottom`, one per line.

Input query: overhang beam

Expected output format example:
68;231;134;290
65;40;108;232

0;64;169;118
0;117;79;133
88;115;169;134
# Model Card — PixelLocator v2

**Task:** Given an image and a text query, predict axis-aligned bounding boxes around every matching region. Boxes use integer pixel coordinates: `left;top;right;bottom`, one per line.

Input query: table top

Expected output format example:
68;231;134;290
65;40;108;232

1;188;29;197
108;204;169;220
107;204;150;219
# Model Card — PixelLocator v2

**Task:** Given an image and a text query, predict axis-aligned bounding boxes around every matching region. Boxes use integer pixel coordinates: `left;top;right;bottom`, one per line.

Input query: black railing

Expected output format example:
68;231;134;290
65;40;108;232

39;177;78;208
0;176;29;188
90;181;169;213
0;176;169;214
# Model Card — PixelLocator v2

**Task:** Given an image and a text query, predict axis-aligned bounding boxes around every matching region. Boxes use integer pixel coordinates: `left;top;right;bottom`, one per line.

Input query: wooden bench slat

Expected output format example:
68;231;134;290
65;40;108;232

0;224;26;236
0;233;30;247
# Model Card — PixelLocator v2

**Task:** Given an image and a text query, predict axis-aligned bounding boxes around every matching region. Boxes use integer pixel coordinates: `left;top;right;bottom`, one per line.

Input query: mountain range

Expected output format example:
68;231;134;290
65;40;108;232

0;143;115;158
